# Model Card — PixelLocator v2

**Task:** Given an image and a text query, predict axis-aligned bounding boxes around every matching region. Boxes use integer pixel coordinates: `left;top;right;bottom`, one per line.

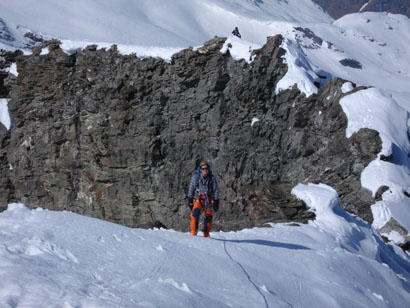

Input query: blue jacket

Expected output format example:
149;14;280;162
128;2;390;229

188;168;219;201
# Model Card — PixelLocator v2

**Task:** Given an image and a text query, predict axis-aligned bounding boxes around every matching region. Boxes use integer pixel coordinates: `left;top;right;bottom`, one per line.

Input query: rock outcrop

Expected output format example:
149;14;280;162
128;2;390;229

0;35;382;231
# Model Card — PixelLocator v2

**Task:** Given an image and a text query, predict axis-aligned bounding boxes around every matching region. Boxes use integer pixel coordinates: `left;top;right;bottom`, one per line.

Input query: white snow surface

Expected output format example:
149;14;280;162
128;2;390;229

340;88;410;240
220;35;260;63
0;0;332;48
341;82;354;94
251;117;260;127
0;98;11;130
1;197;410;308
276;38;319;97
2;62;18;76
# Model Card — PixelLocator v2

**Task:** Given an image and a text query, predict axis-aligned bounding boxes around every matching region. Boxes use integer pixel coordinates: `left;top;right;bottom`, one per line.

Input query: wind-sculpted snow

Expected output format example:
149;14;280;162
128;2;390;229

275;38;319;97
340;88;410;244
1;196;409;307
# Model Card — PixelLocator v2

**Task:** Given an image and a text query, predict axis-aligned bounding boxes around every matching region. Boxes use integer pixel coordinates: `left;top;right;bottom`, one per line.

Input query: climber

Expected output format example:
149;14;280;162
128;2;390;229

187;161;220;237
232;26;241;38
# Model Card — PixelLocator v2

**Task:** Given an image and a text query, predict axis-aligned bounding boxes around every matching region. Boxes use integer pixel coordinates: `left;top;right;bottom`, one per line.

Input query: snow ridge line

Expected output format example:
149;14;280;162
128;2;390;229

218;236;270;308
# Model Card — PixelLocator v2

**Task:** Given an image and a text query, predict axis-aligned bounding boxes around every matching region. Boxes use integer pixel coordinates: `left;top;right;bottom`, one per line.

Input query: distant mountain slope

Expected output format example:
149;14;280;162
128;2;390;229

313;0;410;19
0;0;332;47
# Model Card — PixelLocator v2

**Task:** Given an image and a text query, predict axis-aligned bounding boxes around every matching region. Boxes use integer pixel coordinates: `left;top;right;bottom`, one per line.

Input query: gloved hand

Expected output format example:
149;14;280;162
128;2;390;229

188;198;193;210
213;199;219;212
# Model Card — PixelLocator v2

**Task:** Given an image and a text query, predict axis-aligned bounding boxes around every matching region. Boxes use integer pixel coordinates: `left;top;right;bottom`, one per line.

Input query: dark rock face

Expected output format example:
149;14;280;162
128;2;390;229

0;36;382;231
339;58;363;69
313;0;410;19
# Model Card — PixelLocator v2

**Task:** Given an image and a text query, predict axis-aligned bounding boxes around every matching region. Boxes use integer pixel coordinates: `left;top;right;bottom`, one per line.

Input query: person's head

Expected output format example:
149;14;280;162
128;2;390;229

199;161;210;177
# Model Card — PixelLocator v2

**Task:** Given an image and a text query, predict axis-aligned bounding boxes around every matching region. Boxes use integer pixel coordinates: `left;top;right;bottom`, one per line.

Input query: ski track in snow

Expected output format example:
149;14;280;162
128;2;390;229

216;235;295;308
148;243;176;281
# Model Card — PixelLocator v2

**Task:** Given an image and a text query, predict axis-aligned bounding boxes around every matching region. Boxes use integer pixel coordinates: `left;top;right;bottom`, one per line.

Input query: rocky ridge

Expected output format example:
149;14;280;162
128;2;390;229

0;35;382;232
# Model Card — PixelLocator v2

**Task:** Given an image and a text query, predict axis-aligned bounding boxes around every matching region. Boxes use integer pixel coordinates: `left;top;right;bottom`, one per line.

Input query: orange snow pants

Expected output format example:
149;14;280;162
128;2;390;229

190;195;213;237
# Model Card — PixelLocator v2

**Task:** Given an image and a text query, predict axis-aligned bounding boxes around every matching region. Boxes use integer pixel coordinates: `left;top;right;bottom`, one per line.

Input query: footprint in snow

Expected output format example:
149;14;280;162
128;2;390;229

91;272;103;281
112;234;122;242
7;236;79;263
156;244;165;252
158;278;192;294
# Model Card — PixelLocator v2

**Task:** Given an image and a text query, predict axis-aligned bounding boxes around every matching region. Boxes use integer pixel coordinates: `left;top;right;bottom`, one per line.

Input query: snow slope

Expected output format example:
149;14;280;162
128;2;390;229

0;0;331;48
1;188;410;308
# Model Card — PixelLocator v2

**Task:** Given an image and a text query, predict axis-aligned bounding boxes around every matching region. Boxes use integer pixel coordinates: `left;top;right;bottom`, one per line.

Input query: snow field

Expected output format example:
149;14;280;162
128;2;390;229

1;195;410;308
0;0;332;48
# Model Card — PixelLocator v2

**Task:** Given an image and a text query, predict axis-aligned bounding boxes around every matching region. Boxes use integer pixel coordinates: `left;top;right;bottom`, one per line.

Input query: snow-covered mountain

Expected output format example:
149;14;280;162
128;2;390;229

0;0;331;48
1;0;410;306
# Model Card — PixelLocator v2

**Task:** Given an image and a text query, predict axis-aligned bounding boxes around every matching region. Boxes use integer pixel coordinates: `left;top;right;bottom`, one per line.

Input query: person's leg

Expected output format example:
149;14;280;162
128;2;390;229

190;200;202;236
203;207;213;237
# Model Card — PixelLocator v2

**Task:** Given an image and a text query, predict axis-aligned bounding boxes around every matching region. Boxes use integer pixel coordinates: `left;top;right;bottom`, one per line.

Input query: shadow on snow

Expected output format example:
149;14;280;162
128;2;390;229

213;238;311;250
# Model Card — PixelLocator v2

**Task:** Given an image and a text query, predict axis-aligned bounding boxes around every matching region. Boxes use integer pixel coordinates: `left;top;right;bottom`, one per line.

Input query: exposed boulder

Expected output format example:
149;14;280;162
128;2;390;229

378;217;410;246
339;58;363;69
0;35;382;231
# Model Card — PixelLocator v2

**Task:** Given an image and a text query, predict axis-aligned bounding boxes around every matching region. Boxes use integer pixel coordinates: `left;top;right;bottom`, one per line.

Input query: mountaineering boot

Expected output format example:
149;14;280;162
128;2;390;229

190;230;198;236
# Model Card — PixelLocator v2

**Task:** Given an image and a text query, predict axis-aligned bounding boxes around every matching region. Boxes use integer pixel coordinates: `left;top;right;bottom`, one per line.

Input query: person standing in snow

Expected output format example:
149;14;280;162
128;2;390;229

187;161;219;237
232;26;241;38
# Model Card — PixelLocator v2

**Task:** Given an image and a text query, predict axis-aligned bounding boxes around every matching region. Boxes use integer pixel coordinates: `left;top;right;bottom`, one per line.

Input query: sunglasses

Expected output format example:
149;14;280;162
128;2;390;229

200;167;209;170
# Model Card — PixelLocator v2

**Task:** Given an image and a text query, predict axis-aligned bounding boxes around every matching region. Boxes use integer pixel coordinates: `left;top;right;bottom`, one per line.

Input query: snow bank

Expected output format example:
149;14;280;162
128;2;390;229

1;200;410;307
2;62;19;76
340;88;409;158
60;40;183;62
276;38;318;97
340;87;410;242
220;35;261;63
0;99;11;130
292;183;376;251
292;183;342;233
341;82;354;93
